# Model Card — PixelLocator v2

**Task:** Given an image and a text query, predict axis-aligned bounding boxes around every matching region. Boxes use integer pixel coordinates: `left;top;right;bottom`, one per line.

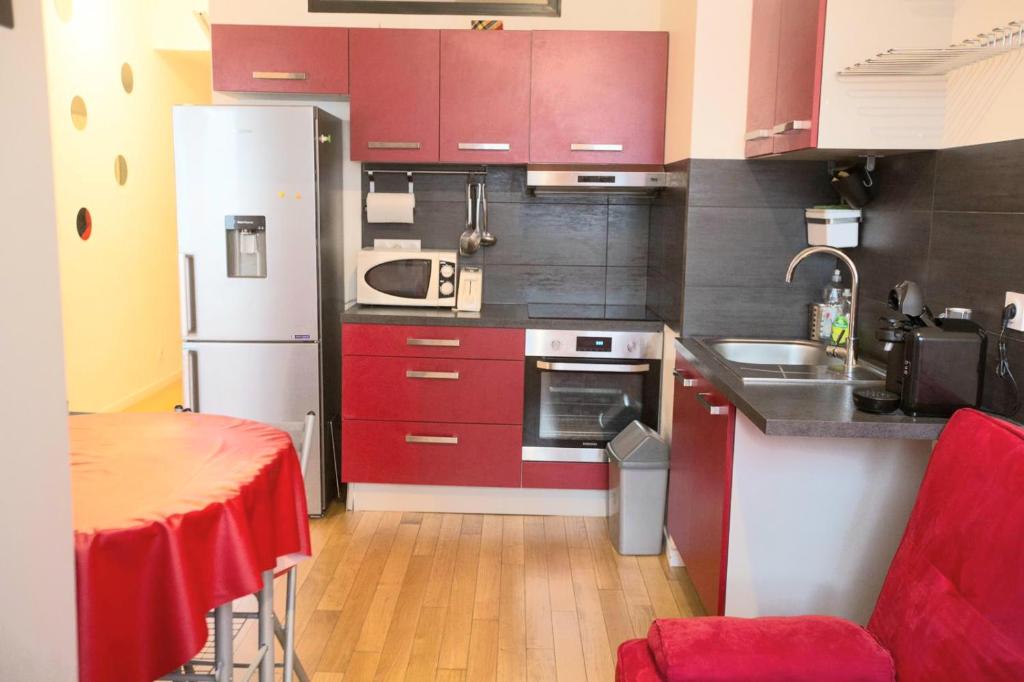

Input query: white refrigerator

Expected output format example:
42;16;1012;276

173;105;344;515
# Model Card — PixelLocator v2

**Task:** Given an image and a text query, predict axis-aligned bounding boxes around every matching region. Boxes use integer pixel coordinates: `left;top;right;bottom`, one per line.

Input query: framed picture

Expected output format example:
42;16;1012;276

308;0;560;17
1;0;13;29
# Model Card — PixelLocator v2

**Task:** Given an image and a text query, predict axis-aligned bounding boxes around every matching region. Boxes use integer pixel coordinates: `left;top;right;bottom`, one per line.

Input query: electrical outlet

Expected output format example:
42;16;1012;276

1005;291;1024;332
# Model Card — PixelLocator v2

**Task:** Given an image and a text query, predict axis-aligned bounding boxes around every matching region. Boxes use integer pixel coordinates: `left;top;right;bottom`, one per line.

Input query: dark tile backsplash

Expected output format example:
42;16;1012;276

361;165;653;309
848;138;1024;421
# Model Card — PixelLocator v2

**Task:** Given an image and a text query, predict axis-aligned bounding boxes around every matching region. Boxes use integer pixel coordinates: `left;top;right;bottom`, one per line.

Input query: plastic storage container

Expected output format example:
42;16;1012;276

805;207;862;247
607;421;670;555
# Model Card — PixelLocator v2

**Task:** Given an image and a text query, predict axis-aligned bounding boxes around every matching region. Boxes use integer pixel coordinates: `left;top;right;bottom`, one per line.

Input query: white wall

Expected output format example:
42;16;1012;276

688;0;753;160
945;0;1024;147
210;0;666;29
0;0;79;679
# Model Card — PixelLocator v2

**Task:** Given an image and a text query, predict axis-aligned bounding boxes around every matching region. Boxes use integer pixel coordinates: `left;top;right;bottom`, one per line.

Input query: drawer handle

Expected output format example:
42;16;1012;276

252;71;308;81
772;120;812;135
570;143;623;152
672;369;697;388
458;142;511;151
407;338;461;347
406;434;459;445
406;370;460;380
695;392;729;416
368;141;422;150
744;128;773;141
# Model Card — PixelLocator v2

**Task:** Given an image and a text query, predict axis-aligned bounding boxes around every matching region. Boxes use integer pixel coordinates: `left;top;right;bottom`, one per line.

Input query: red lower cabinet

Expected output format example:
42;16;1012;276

668;354;736;616
522;462;609;490
342;355;524;424
343;420;522;487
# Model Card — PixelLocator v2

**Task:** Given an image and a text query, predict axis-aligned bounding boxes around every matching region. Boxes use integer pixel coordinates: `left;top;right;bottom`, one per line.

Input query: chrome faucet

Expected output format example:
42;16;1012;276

785;246;859;378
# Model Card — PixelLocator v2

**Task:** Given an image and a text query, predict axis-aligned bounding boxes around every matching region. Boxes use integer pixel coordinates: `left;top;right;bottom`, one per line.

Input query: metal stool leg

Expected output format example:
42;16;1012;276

257;570;275;682
283;567;298;681
213;603;234;682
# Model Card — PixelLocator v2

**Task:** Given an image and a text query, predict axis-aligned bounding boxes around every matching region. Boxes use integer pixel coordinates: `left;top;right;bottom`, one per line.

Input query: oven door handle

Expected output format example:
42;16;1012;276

535;361;651;374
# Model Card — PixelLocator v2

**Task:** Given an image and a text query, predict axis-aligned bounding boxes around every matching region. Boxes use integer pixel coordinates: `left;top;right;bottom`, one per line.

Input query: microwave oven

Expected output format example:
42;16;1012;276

356;248;458;307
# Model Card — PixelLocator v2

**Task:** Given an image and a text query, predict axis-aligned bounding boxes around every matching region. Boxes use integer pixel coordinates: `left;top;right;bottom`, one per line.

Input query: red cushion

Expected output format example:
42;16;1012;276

868;409;1024;681
646;616;894;682
617;638;664;682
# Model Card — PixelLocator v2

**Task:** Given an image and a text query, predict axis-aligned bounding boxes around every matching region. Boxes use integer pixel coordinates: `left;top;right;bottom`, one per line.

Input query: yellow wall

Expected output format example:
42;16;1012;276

44;0;211;412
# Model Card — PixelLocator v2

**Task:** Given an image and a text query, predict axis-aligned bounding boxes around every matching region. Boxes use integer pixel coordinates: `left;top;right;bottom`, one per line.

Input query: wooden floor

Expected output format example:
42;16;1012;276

251;503;703;682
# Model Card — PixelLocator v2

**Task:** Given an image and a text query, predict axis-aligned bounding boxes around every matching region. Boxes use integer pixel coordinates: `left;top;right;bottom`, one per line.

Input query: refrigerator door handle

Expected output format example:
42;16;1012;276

181;254;196;335
183;349;199;411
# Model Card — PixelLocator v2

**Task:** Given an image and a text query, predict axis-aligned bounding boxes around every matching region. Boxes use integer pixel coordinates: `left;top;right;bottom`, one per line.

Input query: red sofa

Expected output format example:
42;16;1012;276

616;409;1024;681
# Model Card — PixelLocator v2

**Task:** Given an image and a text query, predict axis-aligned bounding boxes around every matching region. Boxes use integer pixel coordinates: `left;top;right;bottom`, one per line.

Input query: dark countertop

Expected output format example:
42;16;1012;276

676;337;948;440
341;303;666;332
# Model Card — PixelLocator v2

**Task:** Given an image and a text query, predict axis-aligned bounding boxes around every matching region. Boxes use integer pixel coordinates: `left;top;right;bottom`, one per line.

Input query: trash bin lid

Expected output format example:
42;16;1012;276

607;420;669;469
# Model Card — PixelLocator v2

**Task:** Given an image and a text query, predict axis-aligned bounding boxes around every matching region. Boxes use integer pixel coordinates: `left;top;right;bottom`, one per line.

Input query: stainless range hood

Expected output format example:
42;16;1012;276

526;165;667;195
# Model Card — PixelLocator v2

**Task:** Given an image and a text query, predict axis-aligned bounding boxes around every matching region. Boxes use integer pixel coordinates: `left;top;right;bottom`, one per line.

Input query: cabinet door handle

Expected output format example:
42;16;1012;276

405;434;459;445
407;338;461;347
458;142;510;151
672;369;697;388
368;141;422;150
772;120;812;135
744;128;773;141
570;143;623;152
252;71;308;81
695;392;729;416
406;370;460;380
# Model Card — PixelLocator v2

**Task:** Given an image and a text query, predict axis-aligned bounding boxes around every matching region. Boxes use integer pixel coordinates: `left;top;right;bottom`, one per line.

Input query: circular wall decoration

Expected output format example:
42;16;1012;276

70;96;87;130
120;63;134;94
54;0;72;22
114;155;128;186
76;208;92;240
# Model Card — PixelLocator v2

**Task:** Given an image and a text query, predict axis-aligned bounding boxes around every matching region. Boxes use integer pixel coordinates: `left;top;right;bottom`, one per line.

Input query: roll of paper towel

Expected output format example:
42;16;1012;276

366;192;416;224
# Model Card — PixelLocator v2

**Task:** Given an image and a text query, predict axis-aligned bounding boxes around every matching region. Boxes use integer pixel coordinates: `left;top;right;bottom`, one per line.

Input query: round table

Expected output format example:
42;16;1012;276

70;412;311;682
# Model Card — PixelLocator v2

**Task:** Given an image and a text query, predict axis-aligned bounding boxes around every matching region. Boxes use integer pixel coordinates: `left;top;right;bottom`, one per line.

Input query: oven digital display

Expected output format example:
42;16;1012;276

576;336;613;352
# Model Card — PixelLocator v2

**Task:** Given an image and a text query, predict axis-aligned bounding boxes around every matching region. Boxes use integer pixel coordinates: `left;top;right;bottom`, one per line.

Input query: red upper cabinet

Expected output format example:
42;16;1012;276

212;25;349;95
350;29;440;162
440;30;532;164
744;0;827;157
530;31;668;165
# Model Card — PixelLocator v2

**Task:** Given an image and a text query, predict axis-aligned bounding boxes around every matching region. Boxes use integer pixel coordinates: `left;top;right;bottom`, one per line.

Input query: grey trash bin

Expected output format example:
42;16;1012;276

607;420;669;555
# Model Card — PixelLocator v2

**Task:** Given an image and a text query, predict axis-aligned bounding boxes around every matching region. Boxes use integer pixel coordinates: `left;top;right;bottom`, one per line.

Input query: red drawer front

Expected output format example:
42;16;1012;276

342;420;522;487
342;356;524;424
212;25;349;95
522;462;609;490
343;324;524;360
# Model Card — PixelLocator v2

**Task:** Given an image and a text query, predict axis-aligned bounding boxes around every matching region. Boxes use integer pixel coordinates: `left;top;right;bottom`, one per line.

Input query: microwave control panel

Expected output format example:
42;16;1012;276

438;260;456;298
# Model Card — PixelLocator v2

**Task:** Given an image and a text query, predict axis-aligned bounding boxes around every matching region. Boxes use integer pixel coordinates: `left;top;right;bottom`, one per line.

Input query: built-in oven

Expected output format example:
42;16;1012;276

523;329;662;463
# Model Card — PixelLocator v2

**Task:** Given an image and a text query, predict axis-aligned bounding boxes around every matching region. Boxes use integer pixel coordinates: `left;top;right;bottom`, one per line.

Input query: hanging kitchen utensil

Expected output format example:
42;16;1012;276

459;182;481;256
478;181;496;247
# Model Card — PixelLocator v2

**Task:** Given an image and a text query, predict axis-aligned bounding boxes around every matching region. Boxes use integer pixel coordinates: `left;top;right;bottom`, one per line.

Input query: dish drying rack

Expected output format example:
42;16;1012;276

838;20;1022;78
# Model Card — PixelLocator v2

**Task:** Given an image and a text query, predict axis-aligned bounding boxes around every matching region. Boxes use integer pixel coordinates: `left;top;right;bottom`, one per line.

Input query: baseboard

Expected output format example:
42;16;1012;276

100;371;182;412
349;483;609;516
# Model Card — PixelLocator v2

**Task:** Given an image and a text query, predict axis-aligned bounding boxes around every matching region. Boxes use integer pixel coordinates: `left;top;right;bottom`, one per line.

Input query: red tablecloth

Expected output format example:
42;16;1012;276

70;413;311;682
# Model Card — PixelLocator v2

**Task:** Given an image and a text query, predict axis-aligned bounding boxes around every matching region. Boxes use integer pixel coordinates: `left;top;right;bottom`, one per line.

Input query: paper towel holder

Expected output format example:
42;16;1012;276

367;170;415;195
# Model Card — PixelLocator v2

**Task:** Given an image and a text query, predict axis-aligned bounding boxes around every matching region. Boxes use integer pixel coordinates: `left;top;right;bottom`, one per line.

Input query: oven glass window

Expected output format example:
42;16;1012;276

538;370;645;443
364;259;432;299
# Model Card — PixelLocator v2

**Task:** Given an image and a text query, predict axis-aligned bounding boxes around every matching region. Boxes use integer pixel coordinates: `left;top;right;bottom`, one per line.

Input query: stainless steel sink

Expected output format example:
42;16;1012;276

701;338;884;385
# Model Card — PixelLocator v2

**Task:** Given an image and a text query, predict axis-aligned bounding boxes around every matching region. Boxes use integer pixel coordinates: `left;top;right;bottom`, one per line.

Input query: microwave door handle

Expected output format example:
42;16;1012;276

535;361;651;374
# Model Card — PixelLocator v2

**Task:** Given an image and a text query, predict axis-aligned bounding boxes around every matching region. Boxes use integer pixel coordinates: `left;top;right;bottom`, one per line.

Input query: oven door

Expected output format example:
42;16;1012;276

357;257;437;305
522;357;661;462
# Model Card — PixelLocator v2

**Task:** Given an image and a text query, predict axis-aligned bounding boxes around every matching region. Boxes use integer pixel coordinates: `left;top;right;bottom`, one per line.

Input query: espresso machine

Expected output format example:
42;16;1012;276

854;281;986;417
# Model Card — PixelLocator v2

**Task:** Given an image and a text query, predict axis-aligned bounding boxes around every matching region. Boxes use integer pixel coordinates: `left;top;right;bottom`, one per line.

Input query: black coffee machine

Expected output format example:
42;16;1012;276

855;281;986;417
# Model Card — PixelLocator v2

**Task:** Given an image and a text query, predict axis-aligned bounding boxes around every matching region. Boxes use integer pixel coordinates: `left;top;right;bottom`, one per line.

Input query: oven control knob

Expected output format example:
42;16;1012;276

551;340;562;351
440;281;455;296
627;341;638;353
440;263;455;279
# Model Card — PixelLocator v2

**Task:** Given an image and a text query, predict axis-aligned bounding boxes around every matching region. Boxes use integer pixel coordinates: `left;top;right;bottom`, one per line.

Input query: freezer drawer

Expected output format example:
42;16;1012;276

182;341;327;513
174;106;320;342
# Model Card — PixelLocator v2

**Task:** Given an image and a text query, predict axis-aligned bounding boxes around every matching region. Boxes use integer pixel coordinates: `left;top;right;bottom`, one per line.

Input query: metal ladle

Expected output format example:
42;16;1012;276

478;181;496;247
459;182;481;255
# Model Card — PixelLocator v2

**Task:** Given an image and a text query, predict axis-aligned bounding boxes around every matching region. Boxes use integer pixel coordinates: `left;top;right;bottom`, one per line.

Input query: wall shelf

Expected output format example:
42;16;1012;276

838;20;1022;78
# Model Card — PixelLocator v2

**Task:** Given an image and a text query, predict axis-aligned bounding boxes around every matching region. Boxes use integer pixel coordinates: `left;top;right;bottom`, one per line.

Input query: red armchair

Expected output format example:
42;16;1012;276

617;409;1024;682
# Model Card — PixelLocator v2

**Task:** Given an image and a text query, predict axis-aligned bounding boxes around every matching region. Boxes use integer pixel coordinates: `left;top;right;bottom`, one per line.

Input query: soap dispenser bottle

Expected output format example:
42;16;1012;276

810;269;844;342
